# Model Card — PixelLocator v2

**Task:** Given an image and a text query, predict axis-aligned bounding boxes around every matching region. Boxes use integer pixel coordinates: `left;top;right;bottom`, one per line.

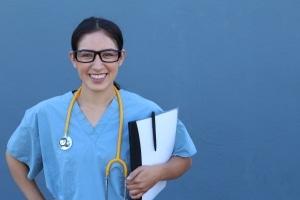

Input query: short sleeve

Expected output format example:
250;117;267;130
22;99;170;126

172;119;197;157
7;109;43;180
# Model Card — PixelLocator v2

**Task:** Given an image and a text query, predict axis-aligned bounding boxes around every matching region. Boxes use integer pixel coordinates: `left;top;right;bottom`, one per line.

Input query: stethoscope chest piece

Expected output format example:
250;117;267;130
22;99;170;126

59;135;72;150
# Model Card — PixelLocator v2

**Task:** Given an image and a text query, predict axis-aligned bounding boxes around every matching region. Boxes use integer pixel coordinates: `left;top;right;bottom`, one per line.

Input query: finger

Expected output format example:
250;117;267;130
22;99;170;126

126;181;135;189
128;189;141;196
130;192;143;199
127;166;143;180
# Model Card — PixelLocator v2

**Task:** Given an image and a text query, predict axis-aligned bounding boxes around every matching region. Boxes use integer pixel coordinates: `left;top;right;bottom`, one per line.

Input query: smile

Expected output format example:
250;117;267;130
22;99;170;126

90;74;106;79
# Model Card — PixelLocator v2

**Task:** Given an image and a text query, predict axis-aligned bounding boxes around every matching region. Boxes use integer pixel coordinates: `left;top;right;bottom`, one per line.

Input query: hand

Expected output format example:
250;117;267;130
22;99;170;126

126;157;192;199
126;165;162;199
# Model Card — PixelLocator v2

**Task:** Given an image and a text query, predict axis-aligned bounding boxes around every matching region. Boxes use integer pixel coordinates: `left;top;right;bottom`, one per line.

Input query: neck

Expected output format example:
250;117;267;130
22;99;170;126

77;86;116;108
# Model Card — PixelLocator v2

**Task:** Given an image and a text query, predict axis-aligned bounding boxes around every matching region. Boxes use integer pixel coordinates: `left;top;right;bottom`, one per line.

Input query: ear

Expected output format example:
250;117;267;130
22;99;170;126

118;49;126;67
69;51;77;68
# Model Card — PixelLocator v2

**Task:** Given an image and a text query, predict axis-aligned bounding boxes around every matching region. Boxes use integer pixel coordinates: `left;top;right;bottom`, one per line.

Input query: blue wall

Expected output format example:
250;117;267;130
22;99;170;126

1;1;300;199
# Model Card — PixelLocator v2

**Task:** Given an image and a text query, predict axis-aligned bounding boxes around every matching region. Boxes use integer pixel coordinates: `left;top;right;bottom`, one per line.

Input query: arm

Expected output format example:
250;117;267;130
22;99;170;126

126;156;192;199
6;151;45;200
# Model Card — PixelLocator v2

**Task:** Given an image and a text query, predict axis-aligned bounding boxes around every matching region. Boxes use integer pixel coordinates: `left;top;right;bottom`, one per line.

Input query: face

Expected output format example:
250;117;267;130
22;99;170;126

69;31;125;93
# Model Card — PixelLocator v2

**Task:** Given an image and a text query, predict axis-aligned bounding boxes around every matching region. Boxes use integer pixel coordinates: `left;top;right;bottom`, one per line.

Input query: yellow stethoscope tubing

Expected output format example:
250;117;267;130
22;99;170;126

64;87;82;135
105;87;128;179
64;86;128;178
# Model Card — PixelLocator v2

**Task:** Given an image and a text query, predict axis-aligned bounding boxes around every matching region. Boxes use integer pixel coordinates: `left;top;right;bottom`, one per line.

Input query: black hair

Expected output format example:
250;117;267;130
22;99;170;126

71;17;123;51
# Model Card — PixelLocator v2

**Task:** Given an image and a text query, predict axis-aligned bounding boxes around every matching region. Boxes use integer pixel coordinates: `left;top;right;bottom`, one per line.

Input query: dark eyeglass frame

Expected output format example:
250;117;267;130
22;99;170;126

73;49;122;63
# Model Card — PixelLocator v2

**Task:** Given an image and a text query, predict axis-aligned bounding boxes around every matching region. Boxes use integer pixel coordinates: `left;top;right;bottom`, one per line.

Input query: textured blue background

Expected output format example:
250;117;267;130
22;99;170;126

1;0;300;199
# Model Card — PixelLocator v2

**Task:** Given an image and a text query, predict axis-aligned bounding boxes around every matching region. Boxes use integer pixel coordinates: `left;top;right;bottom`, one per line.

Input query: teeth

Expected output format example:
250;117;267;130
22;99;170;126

91;74;105;79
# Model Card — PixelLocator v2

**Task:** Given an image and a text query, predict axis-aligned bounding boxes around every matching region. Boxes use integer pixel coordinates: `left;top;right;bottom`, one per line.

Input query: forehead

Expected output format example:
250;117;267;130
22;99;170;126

77;31;118;49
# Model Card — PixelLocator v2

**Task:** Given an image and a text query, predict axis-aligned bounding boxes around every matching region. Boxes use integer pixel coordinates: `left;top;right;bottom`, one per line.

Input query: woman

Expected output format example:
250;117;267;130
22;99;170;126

6;17;196;200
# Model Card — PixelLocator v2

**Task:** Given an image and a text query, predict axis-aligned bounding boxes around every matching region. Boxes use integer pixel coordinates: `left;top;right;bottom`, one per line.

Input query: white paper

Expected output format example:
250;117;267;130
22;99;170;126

136;108;178;200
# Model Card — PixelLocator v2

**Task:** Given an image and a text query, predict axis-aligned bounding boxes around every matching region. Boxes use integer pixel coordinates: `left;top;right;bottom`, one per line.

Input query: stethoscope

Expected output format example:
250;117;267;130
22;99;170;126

59;86;128;200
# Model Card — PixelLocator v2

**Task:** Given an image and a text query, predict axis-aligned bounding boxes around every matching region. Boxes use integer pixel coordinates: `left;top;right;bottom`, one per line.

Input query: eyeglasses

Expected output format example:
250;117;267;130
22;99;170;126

73;49;121;63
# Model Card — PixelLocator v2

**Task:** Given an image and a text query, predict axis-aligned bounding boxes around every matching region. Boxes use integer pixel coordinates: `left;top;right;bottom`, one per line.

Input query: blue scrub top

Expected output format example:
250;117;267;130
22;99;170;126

7;89;197;200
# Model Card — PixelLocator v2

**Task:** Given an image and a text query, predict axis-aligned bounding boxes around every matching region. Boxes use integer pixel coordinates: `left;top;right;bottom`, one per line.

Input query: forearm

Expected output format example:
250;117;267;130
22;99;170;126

6;151;45;200
158;156;192;181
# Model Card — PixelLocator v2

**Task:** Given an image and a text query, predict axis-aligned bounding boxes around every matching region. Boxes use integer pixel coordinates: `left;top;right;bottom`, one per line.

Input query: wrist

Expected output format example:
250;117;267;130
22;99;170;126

156;164;168;181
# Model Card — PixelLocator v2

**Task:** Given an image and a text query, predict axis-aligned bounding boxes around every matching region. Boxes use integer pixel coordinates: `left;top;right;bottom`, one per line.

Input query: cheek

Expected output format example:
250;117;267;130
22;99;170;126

76;63;90;71
78;67;87;74
110;65;120;74
75;66;89;78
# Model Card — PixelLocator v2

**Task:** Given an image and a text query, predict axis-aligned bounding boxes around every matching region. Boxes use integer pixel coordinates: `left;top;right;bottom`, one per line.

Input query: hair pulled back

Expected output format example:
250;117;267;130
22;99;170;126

71;17;123;51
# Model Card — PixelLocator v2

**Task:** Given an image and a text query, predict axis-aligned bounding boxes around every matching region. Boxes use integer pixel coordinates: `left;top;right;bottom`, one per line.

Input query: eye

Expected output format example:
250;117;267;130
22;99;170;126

79;52;94;58
102;52;115;57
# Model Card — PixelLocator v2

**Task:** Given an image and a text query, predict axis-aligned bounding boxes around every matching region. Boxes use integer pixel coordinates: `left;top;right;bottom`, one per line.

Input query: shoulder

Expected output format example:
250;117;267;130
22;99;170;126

120;89;161;109
119;89;163;119
24;91;73;120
